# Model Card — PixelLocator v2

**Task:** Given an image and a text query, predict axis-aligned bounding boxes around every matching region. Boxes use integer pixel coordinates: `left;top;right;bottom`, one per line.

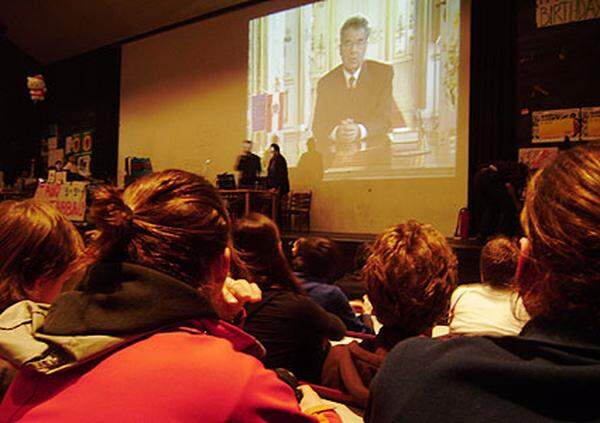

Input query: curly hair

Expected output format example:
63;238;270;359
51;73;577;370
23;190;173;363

363;220;457;334
519;144;600;326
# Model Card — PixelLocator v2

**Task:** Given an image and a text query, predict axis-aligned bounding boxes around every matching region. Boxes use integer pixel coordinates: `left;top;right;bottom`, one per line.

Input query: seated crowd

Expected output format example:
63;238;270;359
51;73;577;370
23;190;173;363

0;143;598;421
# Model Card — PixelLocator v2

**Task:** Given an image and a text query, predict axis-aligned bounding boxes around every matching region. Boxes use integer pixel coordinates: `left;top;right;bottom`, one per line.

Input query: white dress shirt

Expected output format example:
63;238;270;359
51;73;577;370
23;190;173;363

330;67;368;151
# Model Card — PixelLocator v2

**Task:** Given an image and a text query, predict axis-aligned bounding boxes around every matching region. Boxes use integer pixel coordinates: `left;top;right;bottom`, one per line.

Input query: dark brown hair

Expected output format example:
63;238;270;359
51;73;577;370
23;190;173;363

480;236;519;289
86;169;230;288
519;144;600;326
293;237;340;282
0;199;84;310
232;213;303;294
363;220;457;334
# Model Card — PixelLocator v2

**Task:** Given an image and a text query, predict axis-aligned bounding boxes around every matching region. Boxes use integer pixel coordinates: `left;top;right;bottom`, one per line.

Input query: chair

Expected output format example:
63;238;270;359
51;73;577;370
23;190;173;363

285;191;312;232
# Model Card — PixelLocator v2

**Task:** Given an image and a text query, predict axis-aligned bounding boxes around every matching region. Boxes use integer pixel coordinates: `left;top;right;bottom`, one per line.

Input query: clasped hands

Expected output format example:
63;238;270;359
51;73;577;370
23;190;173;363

336;118;360;143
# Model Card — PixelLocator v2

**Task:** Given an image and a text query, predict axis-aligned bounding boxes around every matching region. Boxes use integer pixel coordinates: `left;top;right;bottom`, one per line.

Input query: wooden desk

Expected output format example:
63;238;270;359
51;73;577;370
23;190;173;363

218;189;278;221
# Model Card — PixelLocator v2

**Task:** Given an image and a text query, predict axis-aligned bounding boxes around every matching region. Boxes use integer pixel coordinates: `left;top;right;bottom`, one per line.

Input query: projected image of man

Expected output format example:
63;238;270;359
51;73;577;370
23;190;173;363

312;16;393;169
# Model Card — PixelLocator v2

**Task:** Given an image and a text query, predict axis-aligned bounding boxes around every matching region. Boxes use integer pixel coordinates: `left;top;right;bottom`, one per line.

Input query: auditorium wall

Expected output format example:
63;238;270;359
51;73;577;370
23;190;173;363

119;0;471;235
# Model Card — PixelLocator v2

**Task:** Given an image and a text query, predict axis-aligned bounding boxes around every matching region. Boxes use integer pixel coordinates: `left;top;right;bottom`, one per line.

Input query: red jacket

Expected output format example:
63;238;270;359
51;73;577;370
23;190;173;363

1;320;316;422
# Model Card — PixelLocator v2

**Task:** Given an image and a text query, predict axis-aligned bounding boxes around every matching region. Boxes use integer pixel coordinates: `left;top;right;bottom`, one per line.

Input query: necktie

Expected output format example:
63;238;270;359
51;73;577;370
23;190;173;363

348;76;356;89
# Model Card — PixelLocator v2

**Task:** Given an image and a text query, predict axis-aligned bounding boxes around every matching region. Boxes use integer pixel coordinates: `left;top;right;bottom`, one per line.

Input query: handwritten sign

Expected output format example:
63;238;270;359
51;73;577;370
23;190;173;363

519;147;559;169
532;108;580;143
34;182;88;221
536;0;600;28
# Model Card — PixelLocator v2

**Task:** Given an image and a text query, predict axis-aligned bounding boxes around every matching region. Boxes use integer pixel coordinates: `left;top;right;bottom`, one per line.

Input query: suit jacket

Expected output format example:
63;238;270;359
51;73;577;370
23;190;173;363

312;60;394;166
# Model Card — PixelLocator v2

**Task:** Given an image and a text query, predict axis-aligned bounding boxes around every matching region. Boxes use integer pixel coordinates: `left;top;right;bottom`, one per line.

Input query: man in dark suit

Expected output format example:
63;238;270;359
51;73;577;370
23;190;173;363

266;143;289;195
234;140;261;188
312;15;393;169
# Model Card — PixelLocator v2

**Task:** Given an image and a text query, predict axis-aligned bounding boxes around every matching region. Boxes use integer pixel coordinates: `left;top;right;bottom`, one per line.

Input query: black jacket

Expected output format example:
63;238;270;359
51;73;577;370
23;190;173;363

367;318;600;422
235;153;261;187
267;154;290;195
244;288;345;382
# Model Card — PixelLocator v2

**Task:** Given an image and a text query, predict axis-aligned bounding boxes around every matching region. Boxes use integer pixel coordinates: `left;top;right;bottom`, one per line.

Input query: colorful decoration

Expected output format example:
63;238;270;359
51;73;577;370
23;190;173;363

27;74;47;102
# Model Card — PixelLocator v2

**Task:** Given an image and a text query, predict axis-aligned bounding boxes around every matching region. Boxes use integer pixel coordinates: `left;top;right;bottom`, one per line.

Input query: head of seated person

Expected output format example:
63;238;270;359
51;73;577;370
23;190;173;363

0;199;84;312
364;220;457;348
321;220;456;406
333;242;372;301
292;237;340;284
448;236;527;337
232;212;303;294
480;236;519;290
366;144;600;422
0;171;319;421
518;144;600;331
85;169;236;315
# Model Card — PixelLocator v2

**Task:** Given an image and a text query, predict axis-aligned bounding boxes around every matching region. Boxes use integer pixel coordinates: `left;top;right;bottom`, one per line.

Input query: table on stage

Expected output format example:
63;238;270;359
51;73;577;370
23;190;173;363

218;189;278;221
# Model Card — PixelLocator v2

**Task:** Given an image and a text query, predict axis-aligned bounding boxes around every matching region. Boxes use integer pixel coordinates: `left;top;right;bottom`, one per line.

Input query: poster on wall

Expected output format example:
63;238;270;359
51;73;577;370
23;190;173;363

47;148;64;168
581;106;600;141
536;0;600;28
77;155;92;177
34;181;88;221
518;147;559;170
532;108;580;143
82;131;93;153
65;136;74;155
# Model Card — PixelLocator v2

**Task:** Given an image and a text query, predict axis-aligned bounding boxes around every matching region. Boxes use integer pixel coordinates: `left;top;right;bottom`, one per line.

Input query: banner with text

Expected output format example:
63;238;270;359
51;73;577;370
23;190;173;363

536;0;600;28
34;182;88;221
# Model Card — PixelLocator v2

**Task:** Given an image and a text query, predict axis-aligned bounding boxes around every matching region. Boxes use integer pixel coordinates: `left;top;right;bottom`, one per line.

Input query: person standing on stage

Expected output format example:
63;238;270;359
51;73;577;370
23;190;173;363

234;140;261;188
267;143;290;195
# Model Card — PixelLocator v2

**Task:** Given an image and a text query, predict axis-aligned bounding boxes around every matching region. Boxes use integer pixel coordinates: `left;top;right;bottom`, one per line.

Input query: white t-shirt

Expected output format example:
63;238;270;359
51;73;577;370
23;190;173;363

449;284;530;337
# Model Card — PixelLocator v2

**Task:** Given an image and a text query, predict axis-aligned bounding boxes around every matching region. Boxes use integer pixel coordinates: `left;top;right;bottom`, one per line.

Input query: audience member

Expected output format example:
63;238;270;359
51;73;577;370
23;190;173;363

367;144;600;422
449;236;529;336
293;237;372;333
0;170;329;421
472;161;528;239
234;214;346;382
334;242;371;301
0;200;84;400
322;220;457;406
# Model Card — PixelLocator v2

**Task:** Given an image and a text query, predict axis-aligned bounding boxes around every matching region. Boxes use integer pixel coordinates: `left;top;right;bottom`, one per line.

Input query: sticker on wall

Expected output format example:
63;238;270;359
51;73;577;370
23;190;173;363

71;134;82;154
532;108;580;143
82;132;93;153
48;148;64;168
77;154;92;177
581;106;600;141
65;136;73;154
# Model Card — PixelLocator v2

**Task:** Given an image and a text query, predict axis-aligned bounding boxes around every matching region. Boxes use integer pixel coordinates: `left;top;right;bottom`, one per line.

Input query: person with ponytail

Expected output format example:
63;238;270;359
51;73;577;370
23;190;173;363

367;144;600;422
0;170;337;422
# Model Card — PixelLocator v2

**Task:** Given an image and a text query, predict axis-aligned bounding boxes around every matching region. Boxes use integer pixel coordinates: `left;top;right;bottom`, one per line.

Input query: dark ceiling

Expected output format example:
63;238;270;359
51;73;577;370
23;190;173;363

0;0;254;63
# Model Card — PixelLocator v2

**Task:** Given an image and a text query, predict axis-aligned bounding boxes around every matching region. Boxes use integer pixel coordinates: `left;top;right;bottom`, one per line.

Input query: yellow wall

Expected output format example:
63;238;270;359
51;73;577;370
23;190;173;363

120;0;470;235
